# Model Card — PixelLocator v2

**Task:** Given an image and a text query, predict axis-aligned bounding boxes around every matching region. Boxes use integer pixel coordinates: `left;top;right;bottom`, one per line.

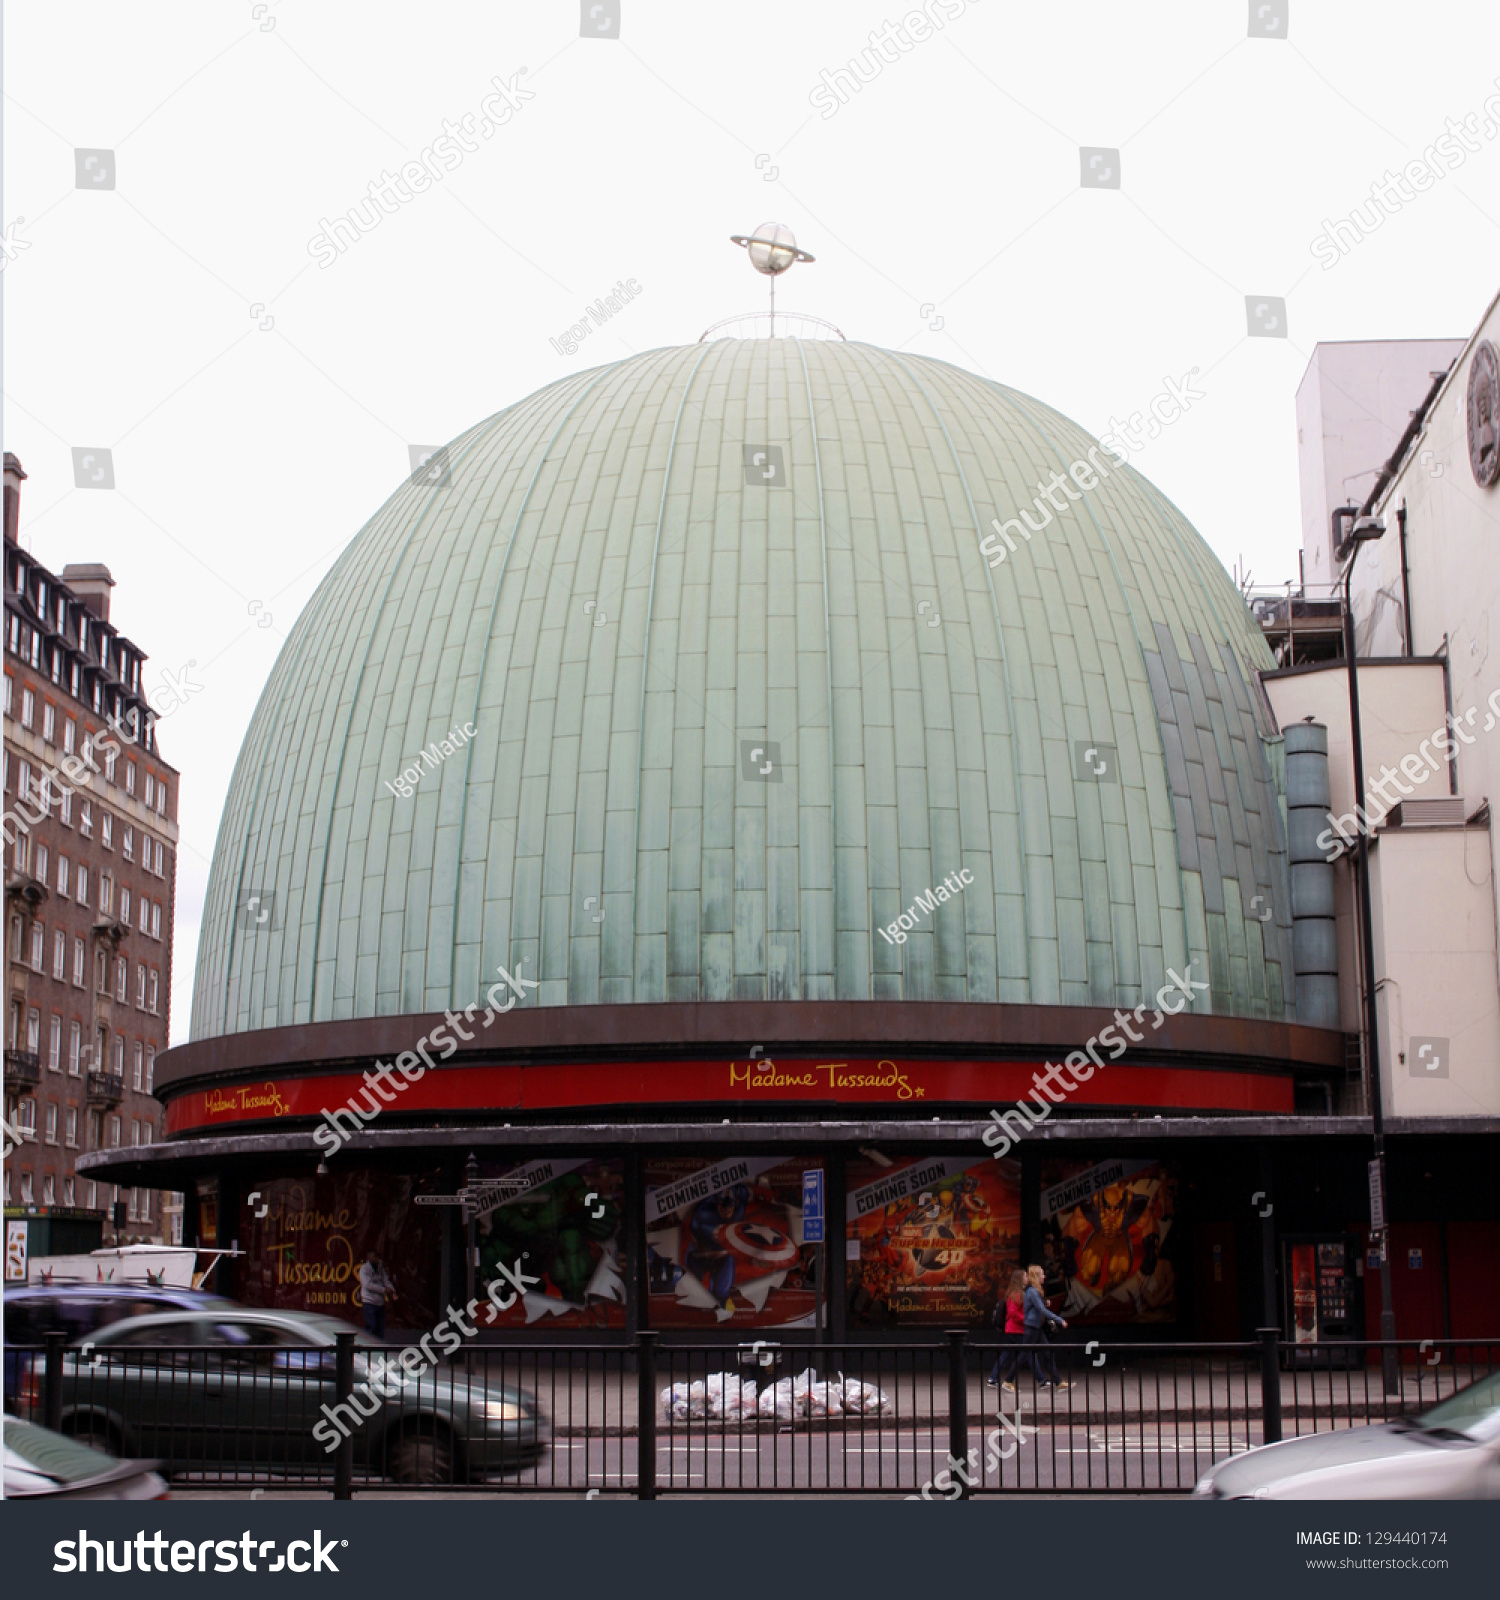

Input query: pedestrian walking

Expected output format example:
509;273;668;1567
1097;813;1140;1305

1020;1263;1070;1390
988;1269;1028;1391
358;1251;397;1339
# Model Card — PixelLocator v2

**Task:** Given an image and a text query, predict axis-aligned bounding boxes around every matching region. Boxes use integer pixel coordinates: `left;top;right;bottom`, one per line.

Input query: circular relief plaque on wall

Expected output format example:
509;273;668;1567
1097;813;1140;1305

1469;339;1500;487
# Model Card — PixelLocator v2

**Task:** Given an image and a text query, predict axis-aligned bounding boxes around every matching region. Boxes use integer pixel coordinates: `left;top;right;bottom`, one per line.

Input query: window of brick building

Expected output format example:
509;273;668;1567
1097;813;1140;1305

52;930;64;979
145;1046;155;1092
29;921;43;972
48;1014;60;1070
151;903;161;939
101;813;113;850
63;1177;75;1205
115;956;127;1001
120;887;131;925
63;717;75;754
20;687;33;727
148;970;159;1014
135;963;145;1009
42;702;55;743
68;1020;81;1074
76;864;88;904
43;1175;55;1205
65;1107;77;1148
123;826;133;862
57;854;69;897
26;1008;40;1053
36;844;48;884
132;1042;143;1091
73;937;85;988
44;1101;57;1144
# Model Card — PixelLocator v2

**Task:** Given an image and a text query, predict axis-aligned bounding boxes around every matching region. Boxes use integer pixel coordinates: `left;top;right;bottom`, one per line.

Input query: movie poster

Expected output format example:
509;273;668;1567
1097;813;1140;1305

239;1171;444;1329
846;1154;1022;1327
645;1155;819;1328
1038;1156;1178;1324
474;1157;626;1329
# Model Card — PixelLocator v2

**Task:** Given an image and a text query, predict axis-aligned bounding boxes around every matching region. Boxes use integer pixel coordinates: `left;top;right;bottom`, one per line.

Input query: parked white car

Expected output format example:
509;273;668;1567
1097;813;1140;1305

1193;1369;1500;1499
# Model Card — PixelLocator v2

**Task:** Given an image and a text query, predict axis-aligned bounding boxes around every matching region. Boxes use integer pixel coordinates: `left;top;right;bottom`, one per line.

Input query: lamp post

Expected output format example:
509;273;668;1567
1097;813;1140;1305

1336;506;1399;1395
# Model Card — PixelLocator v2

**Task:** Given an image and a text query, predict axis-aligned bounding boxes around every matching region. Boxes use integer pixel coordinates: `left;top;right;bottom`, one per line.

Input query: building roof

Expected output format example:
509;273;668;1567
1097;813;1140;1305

192;340;1294;1039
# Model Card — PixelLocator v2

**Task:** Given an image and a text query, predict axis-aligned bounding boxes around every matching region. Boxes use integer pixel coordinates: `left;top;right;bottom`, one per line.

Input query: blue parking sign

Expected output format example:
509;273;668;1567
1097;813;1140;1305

802;1169;825;1242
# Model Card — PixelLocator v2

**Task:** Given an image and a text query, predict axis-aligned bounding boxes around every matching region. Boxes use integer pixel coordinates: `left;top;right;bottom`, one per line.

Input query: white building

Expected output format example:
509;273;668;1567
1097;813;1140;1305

1265;289;1500;1121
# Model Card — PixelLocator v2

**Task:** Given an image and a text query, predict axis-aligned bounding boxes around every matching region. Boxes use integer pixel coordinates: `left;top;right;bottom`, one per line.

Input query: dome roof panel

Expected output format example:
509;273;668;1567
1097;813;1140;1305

192;341;1293;1038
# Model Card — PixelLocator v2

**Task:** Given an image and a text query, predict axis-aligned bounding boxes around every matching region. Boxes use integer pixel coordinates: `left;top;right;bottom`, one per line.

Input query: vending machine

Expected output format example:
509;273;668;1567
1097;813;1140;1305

1282;1234;1364;1366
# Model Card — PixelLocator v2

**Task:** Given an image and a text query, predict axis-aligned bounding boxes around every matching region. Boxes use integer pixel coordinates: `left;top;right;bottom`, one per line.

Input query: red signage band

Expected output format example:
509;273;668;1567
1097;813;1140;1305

163;1055;1294;1136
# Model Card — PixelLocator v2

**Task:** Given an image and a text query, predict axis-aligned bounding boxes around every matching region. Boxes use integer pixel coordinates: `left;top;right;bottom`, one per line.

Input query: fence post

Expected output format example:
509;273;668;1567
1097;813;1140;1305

1257;1327;1282;1445
332;1329;355;1500
946;1328;971;1499
43;1330;65;1433
636;1331;658;1501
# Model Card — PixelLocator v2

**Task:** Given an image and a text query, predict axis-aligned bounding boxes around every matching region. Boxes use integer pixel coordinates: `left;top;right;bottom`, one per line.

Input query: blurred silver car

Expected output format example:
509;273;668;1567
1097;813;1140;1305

1194;1368;1500;1499
4;1416;168;1500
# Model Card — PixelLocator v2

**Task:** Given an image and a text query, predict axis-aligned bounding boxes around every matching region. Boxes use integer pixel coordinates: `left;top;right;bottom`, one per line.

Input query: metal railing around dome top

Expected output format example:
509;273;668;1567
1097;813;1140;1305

699;311;846;342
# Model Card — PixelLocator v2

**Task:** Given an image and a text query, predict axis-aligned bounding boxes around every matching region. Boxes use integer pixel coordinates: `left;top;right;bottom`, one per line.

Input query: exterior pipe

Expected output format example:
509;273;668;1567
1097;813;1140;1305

1338;513;1399;1394
1398;503;1413;656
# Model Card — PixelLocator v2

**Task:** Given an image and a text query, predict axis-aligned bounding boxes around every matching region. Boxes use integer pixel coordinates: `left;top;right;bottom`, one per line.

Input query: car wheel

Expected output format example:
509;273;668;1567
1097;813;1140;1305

389;1427;456;1485
64;1414;123;1455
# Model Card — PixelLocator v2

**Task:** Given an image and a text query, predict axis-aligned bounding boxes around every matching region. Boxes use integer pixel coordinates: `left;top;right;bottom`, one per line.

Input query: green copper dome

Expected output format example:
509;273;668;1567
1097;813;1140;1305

192;340;1293;1039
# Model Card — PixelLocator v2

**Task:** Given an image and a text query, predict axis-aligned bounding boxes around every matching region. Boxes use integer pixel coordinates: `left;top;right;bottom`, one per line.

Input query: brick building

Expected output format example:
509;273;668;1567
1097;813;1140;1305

3;452;181;1244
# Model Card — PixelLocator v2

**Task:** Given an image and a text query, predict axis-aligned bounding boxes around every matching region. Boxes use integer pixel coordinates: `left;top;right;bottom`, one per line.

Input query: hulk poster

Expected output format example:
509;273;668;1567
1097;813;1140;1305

845;1154;1021;1327
644;1155;819;1328
1038;1156;1178;1324
474;1157;626;1328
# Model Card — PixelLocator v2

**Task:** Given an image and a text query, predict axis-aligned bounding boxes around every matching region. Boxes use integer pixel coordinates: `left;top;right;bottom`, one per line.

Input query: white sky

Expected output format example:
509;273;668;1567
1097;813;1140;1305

4;0;1499;1046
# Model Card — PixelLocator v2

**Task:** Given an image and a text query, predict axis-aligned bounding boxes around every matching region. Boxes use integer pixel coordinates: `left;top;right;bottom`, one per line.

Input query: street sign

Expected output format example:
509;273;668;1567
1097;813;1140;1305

802;1169;825;1243
1367;1157;1385;1232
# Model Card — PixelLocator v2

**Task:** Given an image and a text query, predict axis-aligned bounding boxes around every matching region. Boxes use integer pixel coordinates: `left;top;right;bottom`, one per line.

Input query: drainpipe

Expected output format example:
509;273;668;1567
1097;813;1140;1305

1397;504;1413;657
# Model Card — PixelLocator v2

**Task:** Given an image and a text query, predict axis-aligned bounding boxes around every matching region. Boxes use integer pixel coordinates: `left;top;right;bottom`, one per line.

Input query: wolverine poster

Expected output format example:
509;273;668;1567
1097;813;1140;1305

1038;1156;1178;1324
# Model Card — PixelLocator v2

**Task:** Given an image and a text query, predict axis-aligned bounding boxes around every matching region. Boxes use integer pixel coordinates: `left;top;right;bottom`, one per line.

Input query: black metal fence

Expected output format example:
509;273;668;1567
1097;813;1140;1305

16;1330;1499;1497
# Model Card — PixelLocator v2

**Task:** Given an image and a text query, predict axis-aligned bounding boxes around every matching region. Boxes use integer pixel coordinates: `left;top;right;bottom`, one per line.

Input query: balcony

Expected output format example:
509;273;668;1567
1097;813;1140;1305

4;1048;41;1089
5;870;48;909
85;1068;125;1106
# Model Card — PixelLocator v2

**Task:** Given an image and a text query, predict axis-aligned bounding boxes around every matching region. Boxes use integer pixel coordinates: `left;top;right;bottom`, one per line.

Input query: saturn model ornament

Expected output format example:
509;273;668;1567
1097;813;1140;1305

730;222;815;336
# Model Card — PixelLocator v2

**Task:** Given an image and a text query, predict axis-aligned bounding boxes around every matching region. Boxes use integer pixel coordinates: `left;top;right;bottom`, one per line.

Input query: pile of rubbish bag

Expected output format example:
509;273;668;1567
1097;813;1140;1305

660;1370;892;1422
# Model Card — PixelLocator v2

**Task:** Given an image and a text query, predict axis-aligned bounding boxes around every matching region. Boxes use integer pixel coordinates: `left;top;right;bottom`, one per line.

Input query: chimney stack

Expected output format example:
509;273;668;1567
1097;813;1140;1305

3;452;25;545
61;562;116;623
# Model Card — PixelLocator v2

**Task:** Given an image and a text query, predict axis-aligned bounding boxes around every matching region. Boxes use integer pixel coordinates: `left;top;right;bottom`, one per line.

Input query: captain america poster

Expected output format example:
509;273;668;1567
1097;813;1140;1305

644;1155;820;1328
